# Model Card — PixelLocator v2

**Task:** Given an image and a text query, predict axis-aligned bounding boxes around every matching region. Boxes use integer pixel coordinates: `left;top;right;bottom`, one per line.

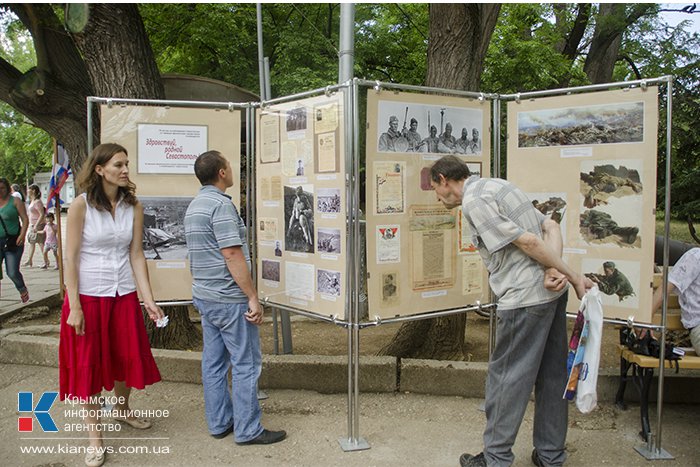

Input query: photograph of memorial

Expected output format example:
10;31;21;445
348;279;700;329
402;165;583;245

317;228;341;254
376;100;483;154
317;188;341;213
317;269;341;296
261;259;281;283
140;196;192;260
582;258;639;309
283;184;315;253
579;160;643;248
517;101;644;148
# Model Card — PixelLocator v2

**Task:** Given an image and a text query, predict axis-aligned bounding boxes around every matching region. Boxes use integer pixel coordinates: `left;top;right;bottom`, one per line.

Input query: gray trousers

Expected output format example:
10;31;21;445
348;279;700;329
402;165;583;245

483;292;569;467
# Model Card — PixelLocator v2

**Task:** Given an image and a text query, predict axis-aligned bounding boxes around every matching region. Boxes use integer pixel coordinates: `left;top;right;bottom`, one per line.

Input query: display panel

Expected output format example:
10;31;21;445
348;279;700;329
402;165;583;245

506;87;659;322
255;93;347;318
101;105;242;301
366;90;492;319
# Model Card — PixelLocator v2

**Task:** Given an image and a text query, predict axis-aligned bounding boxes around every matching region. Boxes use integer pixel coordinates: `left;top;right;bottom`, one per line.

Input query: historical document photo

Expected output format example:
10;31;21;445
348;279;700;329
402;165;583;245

140;196;192;260
376;99;483;155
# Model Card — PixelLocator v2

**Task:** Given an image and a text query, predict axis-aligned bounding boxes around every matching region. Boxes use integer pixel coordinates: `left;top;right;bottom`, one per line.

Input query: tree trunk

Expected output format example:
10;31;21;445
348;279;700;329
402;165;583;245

145;305;202;350
583;4;655;84
379;4;500;361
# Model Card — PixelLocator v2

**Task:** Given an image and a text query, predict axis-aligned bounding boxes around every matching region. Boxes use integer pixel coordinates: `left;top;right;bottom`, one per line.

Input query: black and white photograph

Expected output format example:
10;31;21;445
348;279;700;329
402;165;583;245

261;259;281;283
140;196;192;260
376;99;483;155
317;227;341;254
579;159;643;248
518;101;644;148
317;268;341;296
317;188;341;214
382;272;399;305
286;106;308;139
284;184;315;253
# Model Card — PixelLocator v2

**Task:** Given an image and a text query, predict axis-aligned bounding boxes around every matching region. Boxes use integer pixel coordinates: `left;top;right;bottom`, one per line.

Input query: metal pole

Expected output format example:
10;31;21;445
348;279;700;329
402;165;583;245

633;78;674;461
338;3;355;83
500;75;672;101
256;4;267;101
87;99;94;153
264;57;272;101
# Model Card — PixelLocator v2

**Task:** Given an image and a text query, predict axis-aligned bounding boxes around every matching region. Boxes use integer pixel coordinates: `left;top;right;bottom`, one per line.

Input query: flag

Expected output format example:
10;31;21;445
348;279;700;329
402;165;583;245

46;143;71;211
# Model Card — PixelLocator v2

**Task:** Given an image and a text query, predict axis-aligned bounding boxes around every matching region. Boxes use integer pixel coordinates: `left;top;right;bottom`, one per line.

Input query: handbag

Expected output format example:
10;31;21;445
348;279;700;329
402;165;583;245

0;215;19;252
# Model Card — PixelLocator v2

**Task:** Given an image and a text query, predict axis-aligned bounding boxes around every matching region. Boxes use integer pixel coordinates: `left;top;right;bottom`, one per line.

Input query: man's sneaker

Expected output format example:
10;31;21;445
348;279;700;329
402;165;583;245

531;449;545;467
460;452;487;467
236;429;287;445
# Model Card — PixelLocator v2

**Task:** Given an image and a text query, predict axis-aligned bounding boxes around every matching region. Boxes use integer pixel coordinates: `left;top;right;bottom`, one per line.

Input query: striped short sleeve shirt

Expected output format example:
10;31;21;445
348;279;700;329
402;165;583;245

184;185;250;303
461;176;565;310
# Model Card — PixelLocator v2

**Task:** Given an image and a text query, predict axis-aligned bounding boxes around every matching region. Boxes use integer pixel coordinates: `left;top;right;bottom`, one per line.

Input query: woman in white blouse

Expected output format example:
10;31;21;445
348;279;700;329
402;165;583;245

60;143;164;467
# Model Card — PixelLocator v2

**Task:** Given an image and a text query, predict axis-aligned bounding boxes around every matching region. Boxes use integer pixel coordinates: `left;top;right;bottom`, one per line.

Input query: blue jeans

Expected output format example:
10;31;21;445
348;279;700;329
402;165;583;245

193;298;263;442
0;239;27;293
483;292;569;467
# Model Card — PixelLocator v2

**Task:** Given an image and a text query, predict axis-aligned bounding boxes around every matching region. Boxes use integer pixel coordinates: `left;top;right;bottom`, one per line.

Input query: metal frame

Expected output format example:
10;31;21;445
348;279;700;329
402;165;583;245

501;75;675;460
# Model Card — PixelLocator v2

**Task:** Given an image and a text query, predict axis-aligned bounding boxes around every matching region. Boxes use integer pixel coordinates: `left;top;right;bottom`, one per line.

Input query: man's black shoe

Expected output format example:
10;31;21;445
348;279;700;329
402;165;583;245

236;429;287;445
531;449;545;467
460;452;487;467
211;426;233;439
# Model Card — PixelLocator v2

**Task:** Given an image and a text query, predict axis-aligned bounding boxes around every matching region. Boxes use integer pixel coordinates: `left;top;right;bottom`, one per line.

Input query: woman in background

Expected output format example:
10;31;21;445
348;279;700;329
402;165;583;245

0;178;29;301
24;184;47;268
60;143;164;467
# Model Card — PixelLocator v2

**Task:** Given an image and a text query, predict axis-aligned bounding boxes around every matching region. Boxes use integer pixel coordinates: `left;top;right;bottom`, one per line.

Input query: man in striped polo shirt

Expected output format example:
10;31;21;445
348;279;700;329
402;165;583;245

184;150;286;446
430;155;592;467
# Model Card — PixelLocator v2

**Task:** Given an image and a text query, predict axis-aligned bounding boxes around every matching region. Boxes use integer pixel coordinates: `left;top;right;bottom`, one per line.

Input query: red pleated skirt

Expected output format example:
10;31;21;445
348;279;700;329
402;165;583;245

59;292;161;401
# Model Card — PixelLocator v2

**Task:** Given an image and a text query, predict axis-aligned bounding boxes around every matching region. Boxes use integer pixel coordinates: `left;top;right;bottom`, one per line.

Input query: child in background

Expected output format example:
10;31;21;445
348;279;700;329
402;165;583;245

42;212;58;270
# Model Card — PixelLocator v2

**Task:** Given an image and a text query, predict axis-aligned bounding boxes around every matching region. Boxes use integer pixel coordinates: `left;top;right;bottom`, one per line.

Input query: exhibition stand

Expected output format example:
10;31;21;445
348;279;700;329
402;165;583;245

84;73;674;459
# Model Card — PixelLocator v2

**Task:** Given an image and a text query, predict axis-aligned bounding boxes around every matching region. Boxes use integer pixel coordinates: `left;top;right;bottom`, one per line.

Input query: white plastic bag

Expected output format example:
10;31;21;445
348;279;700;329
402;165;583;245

576;286;604;413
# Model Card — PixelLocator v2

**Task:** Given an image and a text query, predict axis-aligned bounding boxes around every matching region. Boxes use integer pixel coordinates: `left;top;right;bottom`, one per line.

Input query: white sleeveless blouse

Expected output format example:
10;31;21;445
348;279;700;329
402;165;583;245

78;193;137;296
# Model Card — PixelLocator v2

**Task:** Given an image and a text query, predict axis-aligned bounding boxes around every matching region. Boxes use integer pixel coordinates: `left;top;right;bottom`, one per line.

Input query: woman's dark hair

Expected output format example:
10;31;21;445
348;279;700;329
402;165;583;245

28;184;41;199
429;155;471;183
0;178;10;196
194;150;227;185
76;143;137;211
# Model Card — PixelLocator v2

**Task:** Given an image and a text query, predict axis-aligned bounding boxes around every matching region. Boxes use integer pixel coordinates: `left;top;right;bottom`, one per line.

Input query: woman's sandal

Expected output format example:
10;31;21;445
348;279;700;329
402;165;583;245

84;450;105;467
20;290;29;303
113;415;151;429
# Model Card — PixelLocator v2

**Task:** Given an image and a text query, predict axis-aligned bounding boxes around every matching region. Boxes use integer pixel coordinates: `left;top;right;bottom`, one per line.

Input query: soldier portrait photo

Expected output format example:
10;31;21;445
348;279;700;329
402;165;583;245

376;99;483;155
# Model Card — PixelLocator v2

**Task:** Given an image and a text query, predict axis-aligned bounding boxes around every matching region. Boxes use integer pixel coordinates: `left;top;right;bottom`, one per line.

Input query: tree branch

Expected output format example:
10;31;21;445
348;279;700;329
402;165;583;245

619;54;642;79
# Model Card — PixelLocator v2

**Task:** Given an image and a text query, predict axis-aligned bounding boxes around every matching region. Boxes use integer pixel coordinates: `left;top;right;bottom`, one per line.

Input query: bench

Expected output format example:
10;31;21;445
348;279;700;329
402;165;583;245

614;309;700;441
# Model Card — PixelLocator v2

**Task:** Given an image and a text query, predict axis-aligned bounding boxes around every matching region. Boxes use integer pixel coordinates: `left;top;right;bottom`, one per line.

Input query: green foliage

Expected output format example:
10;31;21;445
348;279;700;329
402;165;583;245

355;4;428;85
0;104;53;184
140;4;260;93
0;13;52;184
482;4;588;93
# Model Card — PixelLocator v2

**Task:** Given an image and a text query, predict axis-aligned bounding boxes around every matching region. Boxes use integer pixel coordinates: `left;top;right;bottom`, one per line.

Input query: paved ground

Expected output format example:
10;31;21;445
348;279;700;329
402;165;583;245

0;363;698;467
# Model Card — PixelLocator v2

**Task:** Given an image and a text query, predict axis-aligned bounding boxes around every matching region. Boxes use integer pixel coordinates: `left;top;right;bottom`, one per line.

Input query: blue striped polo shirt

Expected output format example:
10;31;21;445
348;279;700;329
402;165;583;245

184;185;250;303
